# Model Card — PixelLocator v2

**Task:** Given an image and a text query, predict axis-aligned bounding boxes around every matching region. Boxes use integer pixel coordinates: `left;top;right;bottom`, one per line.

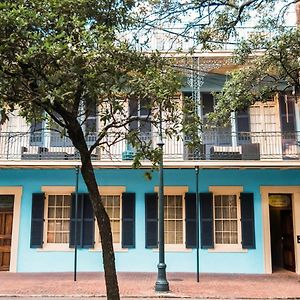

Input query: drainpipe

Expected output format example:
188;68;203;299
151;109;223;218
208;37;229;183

74;166;79;282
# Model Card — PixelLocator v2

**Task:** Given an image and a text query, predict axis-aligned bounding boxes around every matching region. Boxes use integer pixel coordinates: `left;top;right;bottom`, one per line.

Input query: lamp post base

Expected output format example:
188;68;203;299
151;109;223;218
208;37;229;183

155;263;169;292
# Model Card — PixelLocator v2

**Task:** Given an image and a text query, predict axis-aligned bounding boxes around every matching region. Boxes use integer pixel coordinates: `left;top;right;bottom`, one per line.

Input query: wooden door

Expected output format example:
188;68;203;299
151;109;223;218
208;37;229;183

0;195;14;271
281;210;295;272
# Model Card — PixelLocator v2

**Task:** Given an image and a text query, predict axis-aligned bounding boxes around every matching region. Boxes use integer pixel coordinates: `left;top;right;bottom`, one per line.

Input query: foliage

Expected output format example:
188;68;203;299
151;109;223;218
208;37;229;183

212;27;300;123
137;0;295;51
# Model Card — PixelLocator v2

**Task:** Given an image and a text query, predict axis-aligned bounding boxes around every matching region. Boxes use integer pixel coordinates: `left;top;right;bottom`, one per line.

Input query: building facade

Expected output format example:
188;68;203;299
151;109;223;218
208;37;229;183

1;42;300;274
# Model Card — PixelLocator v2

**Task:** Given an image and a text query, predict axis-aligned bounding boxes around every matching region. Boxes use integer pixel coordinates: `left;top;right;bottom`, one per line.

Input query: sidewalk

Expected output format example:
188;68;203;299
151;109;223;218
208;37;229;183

0;271;300;299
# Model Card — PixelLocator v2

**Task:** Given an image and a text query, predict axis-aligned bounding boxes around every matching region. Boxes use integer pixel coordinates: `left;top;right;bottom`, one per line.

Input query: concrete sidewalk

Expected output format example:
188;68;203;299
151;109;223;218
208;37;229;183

0;271;299;299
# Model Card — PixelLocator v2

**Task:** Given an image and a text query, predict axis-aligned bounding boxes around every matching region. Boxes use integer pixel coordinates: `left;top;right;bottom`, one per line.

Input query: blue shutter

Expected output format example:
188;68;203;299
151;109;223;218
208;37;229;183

200;192;214;249
69;193;83;248
122;192;135;248
185;193;197;248
30;193;45;248
82;193;95;248
240;192;256;249
70;193;95;248
145;193;158;248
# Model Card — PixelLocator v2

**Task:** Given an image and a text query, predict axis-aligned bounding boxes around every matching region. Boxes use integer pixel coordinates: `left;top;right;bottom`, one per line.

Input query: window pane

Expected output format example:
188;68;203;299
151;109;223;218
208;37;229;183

64;196;71;206
63;208;70;218
222;196;229;206
48;196;55;206
56;195;63;207
223;208;229;219
48;207;55;218
215;196;222;206
224;220;230;231
62;221;69;231
230;207;237;218
176;230;183;244
215;232;222;244
176;207;182;219
62;233;69;244
168;208;175;219
231;232;238;244
215;220;222;231
223;232;230;244
231;221;237;231
56;208;62;218
48;221;55;231
47;232;54;243
215;208;222;219
55;221;62;231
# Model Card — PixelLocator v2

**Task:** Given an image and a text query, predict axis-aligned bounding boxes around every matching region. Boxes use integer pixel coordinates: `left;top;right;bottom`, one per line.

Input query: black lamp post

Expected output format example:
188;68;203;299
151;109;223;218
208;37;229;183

155;105;169;292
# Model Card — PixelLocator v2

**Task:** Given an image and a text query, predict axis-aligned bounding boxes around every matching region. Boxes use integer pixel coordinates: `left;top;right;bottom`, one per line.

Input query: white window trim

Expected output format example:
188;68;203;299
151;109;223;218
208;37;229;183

93;186;125;252
40;186;75;251
208;186;247;253
154;186;188;251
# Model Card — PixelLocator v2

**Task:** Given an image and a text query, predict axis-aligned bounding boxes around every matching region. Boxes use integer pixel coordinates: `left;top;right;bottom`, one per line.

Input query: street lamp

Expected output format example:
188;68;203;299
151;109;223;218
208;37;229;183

155;105;169;292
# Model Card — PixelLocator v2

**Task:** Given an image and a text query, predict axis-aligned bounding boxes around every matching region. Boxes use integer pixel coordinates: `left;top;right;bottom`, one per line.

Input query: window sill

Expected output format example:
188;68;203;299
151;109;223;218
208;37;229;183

153;247;192;253
89;247;128;253
37;245;73;252
207;247;248;253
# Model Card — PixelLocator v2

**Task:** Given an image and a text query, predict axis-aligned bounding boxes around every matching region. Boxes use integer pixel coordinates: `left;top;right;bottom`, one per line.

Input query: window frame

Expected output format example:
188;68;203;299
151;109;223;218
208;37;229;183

41;186;74;251
208;186;247;253
154;186;188;251
129;97;152;140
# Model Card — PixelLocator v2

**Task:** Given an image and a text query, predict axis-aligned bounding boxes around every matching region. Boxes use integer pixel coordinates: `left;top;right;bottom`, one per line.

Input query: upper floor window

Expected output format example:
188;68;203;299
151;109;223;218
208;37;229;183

129;98;151;139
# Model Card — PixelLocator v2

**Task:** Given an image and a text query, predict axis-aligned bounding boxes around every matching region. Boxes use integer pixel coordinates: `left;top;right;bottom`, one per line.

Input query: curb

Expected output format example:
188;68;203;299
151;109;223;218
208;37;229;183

1;295;300;299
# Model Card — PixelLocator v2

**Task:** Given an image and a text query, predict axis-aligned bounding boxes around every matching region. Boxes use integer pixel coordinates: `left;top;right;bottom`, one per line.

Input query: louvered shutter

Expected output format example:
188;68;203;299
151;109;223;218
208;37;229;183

145;193;158;248
30;193;45;248
200;192;214;249
82;193;95;248
122;193;135;248
185;193;197;248
240;193;255;249
70;193;95;248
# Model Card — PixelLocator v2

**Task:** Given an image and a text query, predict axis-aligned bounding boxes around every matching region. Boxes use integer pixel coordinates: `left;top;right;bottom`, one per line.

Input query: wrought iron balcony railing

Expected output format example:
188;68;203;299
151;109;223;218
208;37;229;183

0;130;299;161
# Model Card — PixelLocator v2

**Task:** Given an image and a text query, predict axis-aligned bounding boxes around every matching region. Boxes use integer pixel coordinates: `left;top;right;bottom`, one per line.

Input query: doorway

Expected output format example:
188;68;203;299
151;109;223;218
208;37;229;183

269;193;295;272
0;195;14;271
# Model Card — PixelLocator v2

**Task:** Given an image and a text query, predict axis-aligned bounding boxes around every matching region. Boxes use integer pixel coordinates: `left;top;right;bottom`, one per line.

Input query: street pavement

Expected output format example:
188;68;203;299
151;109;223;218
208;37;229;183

0;271;300;299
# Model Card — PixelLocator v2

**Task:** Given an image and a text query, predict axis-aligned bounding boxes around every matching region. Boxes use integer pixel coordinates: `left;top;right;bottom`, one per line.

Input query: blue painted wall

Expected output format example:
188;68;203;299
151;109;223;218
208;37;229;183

1;167;300;273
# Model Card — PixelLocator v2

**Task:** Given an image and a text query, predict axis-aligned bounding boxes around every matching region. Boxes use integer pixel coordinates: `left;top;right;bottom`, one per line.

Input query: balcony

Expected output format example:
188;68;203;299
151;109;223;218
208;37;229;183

0;130;299;162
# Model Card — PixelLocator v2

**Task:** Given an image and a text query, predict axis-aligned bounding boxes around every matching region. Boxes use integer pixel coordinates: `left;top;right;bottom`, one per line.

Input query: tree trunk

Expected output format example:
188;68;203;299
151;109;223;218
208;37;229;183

66;121;120;300
80;155;120;300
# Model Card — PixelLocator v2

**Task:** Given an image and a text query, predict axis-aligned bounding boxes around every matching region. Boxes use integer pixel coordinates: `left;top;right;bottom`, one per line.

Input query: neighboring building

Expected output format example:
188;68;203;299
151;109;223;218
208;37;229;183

1;28;300;276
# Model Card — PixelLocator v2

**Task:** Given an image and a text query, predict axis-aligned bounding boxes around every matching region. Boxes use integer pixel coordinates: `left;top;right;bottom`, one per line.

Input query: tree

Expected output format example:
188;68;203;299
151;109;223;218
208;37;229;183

139;0;296;51
140;1;300;123
0;1;194;299
212;26;300;122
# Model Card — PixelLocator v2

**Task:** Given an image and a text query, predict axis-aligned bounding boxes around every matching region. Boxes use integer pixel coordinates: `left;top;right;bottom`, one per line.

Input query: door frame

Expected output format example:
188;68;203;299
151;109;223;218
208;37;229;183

261;186;299;274
0;187;22;272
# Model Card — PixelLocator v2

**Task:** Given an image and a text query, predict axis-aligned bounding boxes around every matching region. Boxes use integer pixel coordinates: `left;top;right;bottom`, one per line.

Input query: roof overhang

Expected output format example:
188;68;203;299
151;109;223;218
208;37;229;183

0;160;299;170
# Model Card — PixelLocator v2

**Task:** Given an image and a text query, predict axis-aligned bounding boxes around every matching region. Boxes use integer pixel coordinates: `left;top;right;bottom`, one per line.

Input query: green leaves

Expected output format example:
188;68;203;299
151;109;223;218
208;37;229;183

213;27;300;124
